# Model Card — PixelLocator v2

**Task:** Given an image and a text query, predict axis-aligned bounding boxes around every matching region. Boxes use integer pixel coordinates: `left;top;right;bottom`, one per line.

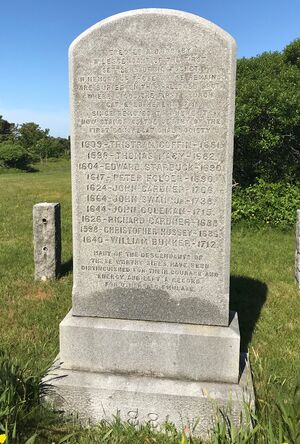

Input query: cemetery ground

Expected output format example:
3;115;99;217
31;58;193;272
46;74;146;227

0;159;299;443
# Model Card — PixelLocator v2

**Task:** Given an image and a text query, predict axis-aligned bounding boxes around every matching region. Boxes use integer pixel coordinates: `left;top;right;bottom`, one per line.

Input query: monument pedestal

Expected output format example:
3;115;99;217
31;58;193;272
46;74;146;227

45;311;254;436
59;310;240;383
47;8;256;437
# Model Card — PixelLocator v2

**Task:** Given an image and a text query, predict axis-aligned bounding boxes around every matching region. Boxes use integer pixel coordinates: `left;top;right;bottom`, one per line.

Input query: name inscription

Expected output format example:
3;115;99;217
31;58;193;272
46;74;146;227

71;15;233;325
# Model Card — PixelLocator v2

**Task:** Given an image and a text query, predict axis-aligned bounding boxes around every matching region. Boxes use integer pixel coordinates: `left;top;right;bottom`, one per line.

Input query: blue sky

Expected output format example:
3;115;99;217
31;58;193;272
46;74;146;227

1;0;299;137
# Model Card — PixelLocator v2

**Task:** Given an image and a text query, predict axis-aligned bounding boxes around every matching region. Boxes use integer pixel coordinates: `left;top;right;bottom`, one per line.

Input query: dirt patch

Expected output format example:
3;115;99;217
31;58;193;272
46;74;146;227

7;307;14;320
25;288;52;301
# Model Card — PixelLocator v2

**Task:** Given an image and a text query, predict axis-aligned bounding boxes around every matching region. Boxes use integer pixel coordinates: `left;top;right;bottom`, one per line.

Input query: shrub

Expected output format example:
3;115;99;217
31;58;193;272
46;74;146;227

0;143;32;170
234;48;300;186
232;179;300;228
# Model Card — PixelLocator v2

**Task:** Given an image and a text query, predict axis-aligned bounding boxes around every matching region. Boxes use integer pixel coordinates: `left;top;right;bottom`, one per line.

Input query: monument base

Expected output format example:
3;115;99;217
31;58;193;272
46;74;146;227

59;310;241;383
44;354;254;437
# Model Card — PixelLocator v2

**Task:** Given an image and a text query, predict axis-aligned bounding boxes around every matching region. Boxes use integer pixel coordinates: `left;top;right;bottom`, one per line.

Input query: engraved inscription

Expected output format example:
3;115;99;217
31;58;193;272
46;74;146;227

71;11;235;324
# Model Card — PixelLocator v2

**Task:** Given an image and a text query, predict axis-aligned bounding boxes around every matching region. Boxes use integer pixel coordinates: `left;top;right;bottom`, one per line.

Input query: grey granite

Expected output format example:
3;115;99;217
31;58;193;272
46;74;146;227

70;9;236;326
33;202;61;280
45;10;253;435
44;354;254;437
296;210;300;251
59;310;240;383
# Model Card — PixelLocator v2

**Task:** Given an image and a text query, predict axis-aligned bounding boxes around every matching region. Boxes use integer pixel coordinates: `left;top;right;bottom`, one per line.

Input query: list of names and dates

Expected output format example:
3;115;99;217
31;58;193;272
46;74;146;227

72;40;232;305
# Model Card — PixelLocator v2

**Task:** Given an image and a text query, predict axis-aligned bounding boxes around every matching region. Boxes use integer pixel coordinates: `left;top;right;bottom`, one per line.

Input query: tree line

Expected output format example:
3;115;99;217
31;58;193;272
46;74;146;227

1;37;299;186
0;120;70;169
234;37;300;186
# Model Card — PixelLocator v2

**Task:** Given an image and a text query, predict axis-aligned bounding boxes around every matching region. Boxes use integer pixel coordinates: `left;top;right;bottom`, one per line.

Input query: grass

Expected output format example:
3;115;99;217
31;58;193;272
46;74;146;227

0;159;73;375
0;159;299;442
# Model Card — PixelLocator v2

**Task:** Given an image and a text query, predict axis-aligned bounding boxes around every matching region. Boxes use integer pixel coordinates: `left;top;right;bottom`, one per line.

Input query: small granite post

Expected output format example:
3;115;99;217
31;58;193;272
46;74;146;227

46;9;254;436
33;202;61;280
295;210;300;289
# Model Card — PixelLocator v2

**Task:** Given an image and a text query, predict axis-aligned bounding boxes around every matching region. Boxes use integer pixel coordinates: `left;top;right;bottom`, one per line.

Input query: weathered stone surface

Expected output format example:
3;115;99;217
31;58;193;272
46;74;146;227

296;251;300;271
295;252;300;288
296;210;300;252
70;9;236;326
59;310;240;383
33;203;61;280
45;11;254;436
44;354;254;437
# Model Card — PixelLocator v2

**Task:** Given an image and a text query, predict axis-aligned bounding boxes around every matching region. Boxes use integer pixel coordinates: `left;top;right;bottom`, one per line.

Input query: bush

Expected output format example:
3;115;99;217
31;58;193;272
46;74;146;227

0;143;32;170
234;48;300;186
232;179;300;228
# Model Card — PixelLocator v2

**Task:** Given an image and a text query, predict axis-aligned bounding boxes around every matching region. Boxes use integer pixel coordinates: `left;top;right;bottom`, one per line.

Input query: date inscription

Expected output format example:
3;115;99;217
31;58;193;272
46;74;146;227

72;35;232;303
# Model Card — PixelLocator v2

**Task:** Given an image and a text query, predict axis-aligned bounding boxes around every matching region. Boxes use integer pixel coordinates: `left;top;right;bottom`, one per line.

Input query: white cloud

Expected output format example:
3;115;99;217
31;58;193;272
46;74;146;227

0;107;70;138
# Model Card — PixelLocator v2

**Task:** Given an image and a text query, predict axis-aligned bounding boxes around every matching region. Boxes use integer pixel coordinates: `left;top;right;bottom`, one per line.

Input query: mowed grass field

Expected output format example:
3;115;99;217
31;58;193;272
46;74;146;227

0;158;299;406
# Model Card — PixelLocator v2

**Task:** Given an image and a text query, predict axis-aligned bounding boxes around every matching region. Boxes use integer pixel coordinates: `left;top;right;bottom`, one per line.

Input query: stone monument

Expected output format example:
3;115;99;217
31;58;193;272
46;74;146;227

33;202;61;280
47;9;254;435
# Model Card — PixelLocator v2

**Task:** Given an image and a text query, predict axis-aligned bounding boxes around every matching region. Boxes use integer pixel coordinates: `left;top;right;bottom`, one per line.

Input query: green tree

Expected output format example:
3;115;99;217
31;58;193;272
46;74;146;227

0;116;16;143
17;122;50;161
234;46;300;186
46;136;70;158
0;142;32;169
283;37;300;68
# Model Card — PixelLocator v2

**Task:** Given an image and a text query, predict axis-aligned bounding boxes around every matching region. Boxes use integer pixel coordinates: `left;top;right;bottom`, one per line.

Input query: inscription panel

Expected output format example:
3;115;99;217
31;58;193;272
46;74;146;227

70;9;236;325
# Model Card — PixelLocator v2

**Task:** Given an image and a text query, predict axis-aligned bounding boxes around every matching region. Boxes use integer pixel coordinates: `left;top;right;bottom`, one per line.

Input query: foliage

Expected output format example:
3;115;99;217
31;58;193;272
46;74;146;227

17;122;50;162
234;45;300;186
209;386;300;444
283;37;300;68
0;119;70;169
46;136;70;158
0;116;16;143
16;123;70;162
232;179;300;228
0;142;32;170
0;352;58;443
17;122;49;151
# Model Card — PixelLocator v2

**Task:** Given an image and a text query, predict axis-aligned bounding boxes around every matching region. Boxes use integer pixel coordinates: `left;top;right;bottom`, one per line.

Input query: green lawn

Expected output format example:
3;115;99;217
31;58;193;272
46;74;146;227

0;159;299;442
0;160;73;374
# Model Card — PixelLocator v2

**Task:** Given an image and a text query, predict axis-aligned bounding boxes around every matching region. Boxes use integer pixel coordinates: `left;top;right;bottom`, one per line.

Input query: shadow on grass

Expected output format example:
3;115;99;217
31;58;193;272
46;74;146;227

25;165;39;172
230;275;267;352
59;257;73;277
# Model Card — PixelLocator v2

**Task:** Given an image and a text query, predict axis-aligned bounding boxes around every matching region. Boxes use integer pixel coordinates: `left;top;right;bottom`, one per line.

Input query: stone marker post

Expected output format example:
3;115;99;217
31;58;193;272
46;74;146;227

47;10;254;435
33;202;61;280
